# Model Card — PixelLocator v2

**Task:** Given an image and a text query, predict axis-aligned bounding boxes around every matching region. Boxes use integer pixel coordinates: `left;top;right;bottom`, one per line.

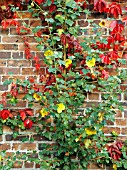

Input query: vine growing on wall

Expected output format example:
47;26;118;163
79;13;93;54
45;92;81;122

0;0;127;169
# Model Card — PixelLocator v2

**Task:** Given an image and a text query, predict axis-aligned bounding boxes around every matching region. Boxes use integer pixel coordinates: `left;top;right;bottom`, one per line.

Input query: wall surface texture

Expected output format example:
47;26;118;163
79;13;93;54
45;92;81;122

0;0;126;169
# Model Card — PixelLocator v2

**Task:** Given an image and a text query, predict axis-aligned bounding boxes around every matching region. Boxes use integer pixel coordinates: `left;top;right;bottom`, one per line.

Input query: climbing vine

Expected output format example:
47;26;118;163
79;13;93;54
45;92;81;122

0;0;127;169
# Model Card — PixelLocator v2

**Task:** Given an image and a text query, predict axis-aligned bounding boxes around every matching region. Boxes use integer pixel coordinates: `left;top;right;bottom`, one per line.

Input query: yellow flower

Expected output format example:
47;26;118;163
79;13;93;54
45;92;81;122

33;93;41;101
84;139;91;148
86;58;96;68
99;20;106;27
85;128;96;136
113;164;117;170
98;112;104;122
40;108;49;117
44;50;54;57
57;103;65;113
65;59;72;68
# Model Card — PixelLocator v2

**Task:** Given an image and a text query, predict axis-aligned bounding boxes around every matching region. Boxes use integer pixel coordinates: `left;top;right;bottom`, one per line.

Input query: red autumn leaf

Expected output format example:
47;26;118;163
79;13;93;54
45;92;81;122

16;26;30;35
1;20;9;29
108;51;119;60
24;119;33;129
107;2;122;18
100;54;110;64
122;16;127;24
49;4;57;13
94;0;107;13
25;109;33;116
20;110;26;121
35;63;41;71
35;30;42;37
0;110;10;120
101;70;109;79
29;77;35;83
34;0;45;5
34;56;39;63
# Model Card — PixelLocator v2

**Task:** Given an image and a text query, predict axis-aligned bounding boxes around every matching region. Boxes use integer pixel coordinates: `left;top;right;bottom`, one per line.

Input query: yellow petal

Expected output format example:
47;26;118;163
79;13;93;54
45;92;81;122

99;20;106;27
33;93;41;101
65;59;72;68
57;103;65;113
44;50;54;57
40;108;48;117
85;128;96;136
113;164;117;170
86;58;96;68
98;112;104;122
0;155;2;161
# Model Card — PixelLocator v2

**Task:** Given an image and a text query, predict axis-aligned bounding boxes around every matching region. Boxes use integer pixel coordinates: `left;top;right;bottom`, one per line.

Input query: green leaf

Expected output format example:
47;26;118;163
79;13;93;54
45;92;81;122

66;19;74;26
3;79;13;85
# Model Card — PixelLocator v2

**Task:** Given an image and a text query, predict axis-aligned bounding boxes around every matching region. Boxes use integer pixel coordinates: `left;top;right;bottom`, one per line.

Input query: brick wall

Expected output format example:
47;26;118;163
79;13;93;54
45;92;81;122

0;0;127;169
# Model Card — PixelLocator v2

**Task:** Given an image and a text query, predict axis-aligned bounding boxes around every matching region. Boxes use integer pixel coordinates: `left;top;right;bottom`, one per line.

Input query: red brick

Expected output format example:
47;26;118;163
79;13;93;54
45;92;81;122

18;43;38;51
0;52;11;59
3;125;13;133
22;68;45;75
6;100;26;107
78;20;88;27
12;143;19;150
103;127;120;134
2;76;25;82
30;19;42;27
115;110;122;118
121;128;127;135
116;119;127;126
0;28;9;34
16;12;32;19
20;143;36;150
7;60;31;67
88;93;99;100
0;44;18;50
12;52;24;59
0;144;10;150
3;68;20;75
24;162;34;168
0;85;8;91
13;161;23;168
0;60;6;66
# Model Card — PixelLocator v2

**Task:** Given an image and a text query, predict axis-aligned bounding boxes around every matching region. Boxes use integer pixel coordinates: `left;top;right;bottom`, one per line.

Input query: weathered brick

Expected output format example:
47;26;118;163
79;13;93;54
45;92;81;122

24;162;34;168
0;143;10;150
3;68;21;75
20;143;36;150
115;119;127;126
0;44;18;50
0;85;8;91
22;68;45;75
103;127;120;134
30;19;42;27
13;161;23;168
0;52;11;59
12;52;24;59
88;93;99;101
78;20;88;27
7;60;31;67
12;143;19;150
18;43;39;51
3;125;13;133
2;76;25;82
121;128;127;135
